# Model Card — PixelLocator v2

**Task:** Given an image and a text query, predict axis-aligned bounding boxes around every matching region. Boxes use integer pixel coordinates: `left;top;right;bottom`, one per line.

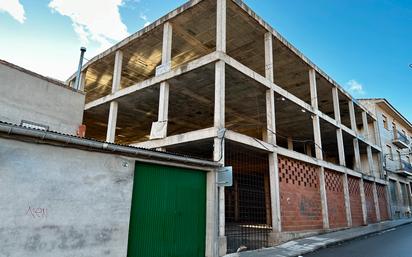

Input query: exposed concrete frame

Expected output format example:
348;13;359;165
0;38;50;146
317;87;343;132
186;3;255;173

373;182;381;222
309;68;329;229
69;0;377;122
106;50;123;143
359;179;368;225
264;32;281;234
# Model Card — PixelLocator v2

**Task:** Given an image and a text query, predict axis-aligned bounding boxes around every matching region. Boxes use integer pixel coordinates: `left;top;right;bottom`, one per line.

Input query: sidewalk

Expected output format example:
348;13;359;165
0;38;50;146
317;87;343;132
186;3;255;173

225;219;412;257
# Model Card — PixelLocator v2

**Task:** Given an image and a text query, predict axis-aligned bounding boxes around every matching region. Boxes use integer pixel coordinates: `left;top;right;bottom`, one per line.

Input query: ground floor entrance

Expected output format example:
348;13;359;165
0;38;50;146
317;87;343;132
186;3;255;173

127;162;207;257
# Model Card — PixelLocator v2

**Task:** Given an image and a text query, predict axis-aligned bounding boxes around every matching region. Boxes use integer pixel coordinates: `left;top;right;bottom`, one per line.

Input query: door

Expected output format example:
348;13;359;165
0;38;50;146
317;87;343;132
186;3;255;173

127;162;206;257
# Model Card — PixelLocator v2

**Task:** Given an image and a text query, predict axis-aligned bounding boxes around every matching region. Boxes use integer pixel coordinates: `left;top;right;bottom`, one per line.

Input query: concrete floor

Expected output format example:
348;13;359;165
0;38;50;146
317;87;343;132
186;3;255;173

306;223;412;257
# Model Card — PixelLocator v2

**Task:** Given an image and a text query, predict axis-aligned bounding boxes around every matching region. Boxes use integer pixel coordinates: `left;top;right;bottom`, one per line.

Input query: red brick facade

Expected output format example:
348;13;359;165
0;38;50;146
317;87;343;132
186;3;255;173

348;176;364;226
278;156;323;231
325;169;347;228
376;184;389;220
364;181;377;224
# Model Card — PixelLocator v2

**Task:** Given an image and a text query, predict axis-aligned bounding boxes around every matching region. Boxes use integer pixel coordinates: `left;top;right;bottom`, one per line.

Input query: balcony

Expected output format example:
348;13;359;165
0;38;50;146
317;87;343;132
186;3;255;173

395;160;412;177
393;130;410;149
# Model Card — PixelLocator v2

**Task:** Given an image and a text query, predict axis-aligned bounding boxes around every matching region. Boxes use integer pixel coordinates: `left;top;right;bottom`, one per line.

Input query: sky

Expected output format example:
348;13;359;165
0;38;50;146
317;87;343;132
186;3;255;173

0;0;411;121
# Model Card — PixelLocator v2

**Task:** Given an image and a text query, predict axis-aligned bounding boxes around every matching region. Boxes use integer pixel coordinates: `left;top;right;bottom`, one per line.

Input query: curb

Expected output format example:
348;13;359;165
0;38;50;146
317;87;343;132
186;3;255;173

294;220;412;257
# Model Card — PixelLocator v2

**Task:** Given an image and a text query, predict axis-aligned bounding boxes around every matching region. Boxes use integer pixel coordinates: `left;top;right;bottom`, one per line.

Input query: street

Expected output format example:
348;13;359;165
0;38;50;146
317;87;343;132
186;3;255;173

305;223;412;257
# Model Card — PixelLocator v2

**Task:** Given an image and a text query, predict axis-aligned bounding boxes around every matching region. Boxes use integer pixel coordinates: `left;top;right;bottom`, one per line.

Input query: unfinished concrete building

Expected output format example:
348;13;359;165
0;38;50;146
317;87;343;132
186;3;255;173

67;0;390;254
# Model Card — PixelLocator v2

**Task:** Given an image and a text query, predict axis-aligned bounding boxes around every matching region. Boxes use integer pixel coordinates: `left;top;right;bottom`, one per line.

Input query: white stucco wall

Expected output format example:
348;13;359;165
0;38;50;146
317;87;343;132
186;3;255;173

0;63;85;135
0;137;134;257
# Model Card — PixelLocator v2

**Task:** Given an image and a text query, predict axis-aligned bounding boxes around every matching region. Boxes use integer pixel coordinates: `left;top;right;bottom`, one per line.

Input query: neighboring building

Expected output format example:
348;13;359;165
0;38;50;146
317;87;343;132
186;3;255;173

0;121;218;257
65;0;390;255
359;98;412;219
0;59;85;135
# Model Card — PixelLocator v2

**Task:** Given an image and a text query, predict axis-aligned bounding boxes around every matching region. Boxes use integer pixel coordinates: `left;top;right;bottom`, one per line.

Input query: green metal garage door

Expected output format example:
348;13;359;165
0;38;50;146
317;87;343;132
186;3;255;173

127;162;206;257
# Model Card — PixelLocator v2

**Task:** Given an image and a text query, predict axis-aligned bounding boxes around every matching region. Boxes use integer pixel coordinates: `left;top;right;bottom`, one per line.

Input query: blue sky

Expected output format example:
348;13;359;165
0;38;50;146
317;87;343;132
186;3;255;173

0;0;411;121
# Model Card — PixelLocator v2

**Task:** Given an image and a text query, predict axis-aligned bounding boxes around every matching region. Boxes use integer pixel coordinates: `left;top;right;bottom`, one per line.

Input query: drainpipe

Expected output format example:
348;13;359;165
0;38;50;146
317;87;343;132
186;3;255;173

74;47;86;90
0;122;220;168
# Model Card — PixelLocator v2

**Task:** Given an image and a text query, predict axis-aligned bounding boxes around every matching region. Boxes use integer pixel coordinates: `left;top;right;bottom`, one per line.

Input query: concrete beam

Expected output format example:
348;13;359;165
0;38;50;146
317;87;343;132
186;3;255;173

225;130;274;152
131;127;218;149
85;52;220;110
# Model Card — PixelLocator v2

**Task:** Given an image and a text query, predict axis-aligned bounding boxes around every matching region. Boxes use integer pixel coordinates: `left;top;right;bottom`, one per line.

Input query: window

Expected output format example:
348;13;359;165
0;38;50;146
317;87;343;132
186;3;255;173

382;115;388;129
396;150;401;164
407;156;411;165
387;145;393;160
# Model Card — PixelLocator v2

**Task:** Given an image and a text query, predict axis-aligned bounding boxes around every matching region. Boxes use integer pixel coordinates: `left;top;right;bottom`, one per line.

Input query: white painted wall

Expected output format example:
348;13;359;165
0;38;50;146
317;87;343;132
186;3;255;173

0;63;85;135
0;137;134;257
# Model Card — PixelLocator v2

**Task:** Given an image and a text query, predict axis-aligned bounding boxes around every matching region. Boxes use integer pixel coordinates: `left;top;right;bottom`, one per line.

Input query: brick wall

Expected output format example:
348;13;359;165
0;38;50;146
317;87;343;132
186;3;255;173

348;176;364;226
325;169;347;228
364;181;377;224
278;156;323;231
376;184;389;221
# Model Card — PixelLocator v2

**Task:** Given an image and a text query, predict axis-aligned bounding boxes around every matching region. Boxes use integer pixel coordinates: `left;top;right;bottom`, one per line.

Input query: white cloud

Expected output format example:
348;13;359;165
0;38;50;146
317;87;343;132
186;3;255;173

139;13;150;27
48;0;129;48
0;0;26;23
346;79;365;96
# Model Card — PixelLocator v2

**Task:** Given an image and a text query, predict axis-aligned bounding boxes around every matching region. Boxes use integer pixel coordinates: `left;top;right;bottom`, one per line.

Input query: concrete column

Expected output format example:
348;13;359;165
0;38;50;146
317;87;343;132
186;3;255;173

79;71;86;91
106;101;118;143
309;69;318;109
362;111;369;141
206;170;218;257
332;87;341;123
162;22;173;68
367;146;374;175
373;183;381;222
353;138;361;172
359;179;368;225
106;50;123;143
348;100;357;133
264;32;274;83
264;31;281;236
313;116;323;160
214;60;226;256
287;137;293;150
373;120;380;146
343;174;352;227
112;50;123;93
158;82;170;123
308;69;329;228
337;128;346;166
319;167;330;229
216;0;226;53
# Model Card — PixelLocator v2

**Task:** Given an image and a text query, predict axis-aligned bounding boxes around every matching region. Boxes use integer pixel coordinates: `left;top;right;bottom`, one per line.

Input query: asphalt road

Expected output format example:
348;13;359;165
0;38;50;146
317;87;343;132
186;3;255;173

305;223;412;257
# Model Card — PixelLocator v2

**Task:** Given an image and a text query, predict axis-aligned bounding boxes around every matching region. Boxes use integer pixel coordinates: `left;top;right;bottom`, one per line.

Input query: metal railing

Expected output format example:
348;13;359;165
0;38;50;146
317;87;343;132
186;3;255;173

400;160;412;173
394;130;410;146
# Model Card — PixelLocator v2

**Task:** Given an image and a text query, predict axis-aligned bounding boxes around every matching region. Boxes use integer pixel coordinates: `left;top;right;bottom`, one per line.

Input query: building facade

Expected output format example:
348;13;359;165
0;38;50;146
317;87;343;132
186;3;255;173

360;99;412;219
65;0;390;255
